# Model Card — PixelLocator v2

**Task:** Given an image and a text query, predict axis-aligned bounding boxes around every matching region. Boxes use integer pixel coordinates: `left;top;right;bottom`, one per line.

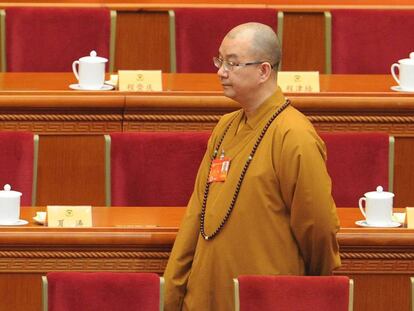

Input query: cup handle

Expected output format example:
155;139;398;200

72;60;80;82
391;63;400;85
358;197;367;218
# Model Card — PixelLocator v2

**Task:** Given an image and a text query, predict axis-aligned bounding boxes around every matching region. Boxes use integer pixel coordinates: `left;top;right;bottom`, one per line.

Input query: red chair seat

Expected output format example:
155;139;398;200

320;132;390;207
5;8;111;72
46;272;160;311
173;8;279;73
331;10;414;74
0;132;35;205
108;131;210;206
237;275;351;311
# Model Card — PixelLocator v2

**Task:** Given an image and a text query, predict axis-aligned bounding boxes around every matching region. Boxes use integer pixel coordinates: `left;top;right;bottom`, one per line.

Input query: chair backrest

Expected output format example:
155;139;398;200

42;272;163;311
234;275;353;311
170;8;281;73
319;132;393;207
0;132;38;206
326;10;414;74
105;131;210;206
1;8;116;72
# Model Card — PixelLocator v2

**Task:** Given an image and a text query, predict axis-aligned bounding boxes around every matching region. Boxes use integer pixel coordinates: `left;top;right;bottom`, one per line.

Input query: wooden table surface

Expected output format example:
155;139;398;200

0;206;413;311
2;206;412;247
0;72;408;94
9;205;409;228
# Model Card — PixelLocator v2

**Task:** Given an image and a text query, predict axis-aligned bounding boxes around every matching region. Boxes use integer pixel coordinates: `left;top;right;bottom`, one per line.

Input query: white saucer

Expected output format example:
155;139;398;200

33;216;45;225
69;84;114;91
0;219;28;226
390;86;414;93
355;220;401;228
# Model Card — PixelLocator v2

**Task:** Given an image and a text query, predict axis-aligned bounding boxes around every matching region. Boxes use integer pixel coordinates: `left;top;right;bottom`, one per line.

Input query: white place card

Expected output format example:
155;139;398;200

118;70;163;92
277;71;320;92
47;205;92;228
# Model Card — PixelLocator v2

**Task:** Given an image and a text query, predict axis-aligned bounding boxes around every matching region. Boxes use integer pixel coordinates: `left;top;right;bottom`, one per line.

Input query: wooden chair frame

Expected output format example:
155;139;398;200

104;134;112;206
411;277;414;311
32;134;39;206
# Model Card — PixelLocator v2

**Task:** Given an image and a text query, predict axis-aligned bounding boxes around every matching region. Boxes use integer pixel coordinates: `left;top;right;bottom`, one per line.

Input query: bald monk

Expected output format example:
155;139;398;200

164;22;341;311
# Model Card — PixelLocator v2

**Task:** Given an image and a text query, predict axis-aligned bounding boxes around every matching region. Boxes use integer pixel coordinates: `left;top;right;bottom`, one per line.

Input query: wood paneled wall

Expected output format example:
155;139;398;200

115;11;171;71
37;135;106;206
281;12;326;72
394;137;414;209
112;10;329;72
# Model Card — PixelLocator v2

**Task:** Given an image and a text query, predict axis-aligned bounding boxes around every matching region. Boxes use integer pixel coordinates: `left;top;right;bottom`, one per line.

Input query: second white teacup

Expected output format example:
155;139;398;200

391;52;414;91
72;50;108;90
359;186;394;226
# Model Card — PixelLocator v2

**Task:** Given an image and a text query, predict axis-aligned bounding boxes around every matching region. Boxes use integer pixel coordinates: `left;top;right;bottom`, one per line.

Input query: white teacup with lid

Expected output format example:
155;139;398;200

72;50;108;90
358;186;394;226
391;52;414;91
0;184;22;225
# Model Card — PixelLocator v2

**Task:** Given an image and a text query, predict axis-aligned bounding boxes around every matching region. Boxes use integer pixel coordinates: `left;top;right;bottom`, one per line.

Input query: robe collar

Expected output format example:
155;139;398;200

242;87;286;130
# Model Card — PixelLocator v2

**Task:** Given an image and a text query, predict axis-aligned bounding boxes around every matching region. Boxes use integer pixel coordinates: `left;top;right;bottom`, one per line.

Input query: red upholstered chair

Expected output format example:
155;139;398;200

170;8;281;73
1;8;116;72
234;275;353;311
0;132;38;206
105;132;210;206
326;10;414;73
319;132;393;207
42;272;163;311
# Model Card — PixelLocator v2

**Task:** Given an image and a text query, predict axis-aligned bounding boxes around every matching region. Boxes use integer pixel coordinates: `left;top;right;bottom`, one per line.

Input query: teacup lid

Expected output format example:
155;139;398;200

364;186;394;199
398;52;414;65
79;50;108;63
0;184;22;198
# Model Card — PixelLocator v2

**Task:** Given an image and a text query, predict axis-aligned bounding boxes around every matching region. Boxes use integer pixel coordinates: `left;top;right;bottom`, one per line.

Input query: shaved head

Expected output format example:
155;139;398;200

217;22;281;109
225;22;281;70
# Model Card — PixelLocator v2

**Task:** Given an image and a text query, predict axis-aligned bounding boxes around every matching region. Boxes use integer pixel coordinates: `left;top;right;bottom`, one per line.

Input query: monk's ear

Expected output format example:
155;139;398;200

258;62;273;82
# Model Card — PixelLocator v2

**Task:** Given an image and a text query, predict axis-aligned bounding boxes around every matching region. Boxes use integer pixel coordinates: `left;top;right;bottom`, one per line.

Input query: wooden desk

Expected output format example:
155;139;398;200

0;73;413;207
0;73;412;135
0;206;181;311
0;206;412;311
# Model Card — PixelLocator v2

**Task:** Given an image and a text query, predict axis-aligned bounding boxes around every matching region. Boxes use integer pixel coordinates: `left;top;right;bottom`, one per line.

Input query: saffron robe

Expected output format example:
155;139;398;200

164;88;341;311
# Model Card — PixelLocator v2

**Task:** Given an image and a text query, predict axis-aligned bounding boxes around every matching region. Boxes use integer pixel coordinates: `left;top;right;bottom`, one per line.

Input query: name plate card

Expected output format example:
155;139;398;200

277;71;320;93
407;207;414;228
118;70;163;92
47;205;92;228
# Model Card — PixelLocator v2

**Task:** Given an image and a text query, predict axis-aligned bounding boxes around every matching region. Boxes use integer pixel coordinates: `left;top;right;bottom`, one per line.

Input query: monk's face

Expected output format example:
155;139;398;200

217;32;262;104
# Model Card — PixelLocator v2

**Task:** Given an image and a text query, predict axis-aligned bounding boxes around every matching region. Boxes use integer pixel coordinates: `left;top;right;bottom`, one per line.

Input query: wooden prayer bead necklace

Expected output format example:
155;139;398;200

200;99;291;241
